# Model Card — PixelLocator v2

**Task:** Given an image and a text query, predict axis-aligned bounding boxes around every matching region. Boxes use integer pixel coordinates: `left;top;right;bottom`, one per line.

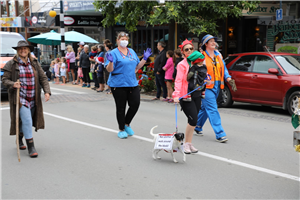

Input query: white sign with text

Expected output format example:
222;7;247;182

154;134;174;150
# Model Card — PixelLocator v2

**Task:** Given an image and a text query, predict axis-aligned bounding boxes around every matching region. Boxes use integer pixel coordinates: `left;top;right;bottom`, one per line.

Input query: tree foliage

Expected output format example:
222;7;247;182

93;1;260;36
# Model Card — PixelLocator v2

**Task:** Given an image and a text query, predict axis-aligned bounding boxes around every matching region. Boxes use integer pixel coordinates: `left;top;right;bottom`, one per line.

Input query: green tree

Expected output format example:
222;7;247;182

93;1;260;50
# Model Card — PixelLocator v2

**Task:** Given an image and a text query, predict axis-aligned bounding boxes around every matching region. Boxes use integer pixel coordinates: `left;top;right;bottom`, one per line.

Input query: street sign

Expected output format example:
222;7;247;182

276;9;283;21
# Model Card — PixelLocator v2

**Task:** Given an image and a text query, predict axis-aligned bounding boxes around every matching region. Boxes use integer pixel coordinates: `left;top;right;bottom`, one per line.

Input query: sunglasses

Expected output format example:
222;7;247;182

184;47;194;52
119;33;129;38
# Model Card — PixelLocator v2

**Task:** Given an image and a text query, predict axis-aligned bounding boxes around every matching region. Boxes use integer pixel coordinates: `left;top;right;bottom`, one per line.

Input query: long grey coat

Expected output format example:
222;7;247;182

2;55;51;136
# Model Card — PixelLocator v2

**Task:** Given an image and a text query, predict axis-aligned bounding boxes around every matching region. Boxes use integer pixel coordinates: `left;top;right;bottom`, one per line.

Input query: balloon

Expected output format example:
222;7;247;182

49;10;57;18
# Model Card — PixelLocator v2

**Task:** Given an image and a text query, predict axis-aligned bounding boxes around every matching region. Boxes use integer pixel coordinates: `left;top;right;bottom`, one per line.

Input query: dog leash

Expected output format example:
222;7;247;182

175;74;211;133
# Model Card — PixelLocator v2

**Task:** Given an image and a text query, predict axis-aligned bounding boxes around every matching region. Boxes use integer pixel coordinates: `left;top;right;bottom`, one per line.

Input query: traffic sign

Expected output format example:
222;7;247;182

276;9;283;21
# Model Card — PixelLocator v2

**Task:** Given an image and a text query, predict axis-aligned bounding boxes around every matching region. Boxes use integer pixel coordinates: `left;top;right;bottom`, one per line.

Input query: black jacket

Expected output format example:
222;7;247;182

79;51;90;68
173;57;184;79
154;49;167;73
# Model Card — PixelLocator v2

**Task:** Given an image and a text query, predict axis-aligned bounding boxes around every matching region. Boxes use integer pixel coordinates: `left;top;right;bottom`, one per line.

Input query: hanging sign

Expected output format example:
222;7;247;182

154;134;174;150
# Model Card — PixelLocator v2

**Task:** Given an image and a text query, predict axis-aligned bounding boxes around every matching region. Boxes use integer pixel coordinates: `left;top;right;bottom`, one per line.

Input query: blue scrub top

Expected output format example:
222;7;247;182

106;48;140;87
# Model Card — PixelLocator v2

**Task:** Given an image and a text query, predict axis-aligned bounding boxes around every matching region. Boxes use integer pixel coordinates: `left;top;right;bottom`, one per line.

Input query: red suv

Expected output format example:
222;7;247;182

221;52;300;115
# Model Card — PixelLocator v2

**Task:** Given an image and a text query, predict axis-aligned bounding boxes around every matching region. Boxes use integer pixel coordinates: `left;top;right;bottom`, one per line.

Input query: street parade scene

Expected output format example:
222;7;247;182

0;0;300;199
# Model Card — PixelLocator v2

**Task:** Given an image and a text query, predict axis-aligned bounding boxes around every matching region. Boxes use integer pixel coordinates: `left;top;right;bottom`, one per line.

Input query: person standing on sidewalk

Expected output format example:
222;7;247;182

91;45;105;91
195;34;231;143
105;32;152;139
79;45;91;88
65;45;76;84
153;41;167;101
104;42;113;94
2;40;51;158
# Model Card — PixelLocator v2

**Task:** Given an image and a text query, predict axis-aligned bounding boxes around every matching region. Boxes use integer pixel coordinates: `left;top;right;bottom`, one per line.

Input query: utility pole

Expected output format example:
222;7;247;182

60;0;65;57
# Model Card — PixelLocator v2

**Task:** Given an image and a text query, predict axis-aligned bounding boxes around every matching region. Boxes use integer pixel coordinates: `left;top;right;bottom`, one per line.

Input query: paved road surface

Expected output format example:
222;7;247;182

1;83;299;199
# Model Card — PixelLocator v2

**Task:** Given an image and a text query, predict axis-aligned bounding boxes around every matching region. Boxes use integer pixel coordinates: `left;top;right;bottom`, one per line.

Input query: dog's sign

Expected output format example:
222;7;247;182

154;134;174;150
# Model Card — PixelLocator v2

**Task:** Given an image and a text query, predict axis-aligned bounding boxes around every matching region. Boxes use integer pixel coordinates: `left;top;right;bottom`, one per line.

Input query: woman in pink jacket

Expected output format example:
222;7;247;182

173;39;201;154
163;50;174;103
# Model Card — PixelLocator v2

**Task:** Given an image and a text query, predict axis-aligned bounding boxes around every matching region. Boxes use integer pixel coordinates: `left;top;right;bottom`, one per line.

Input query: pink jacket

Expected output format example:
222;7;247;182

172;58;189;99
163;57;174;80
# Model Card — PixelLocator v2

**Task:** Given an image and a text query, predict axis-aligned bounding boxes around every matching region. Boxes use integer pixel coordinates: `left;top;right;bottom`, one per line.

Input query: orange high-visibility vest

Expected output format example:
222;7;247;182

203;51;225;89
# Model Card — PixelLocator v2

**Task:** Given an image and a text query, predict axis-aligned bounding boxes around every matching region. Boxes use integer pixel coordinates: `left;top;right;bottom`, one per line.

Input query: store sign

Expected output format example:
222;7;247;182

64;16;75;25
271;23;300;41
258;17;300;26
63;1;95;11
26;12;56;27
0;17;22;27
56;15;103;26
275;43;300;54
242;4;286;16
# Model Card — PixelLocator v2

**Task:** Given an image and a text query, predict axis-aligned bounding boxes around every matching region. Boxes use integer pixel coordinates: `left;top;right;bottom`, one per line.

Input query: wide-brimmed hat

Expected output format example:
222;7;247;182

12;40;34;52
201;34;217;51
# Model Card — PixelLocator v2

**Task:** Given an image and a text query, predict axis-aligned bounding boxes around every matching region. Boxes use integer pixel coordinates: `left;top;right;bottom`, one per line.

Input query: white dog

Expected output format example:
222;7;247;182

150;126;186;163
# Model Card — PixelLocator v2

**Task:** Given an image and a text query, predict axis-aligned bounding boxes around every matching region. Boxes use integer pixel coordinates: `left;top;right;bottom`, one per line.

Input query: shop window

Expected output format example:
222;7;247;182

231;55;255;72
252;55;280;74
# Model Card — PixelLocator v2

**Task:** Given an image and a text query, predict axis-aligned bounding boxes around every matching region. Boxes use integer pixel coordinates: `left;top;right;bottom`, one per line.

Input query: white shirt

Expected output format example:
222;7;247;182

60;63;66;73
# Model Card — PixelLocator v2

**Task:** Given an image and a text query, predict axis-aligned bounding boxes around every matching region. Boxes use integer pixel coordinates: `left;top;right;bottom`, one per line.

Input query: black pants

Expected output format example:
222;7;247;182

111;86;140;130
82;67;90;84
155;73;167;99
180;95;201;126
92;72;99;88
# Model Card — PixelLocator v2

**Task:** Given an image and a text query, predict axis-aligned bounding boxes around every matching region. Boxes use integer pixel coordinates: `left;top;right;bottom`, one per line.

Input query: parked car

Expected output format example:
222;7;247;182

220;52;300;115
1;32;25;96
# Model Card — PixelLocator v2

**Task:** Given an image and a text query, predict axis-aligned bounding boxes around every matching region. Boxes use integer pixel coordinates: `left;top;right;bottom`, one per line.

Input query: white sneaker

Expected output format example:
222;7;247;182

189;143;198;153
184;143;191;154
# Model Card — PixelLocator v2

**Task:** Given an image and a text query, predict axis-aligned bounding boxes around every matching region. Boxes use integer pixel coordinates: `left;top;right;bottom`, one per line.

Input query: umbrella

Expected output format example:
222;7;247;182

28;30;62;45
46;31;99;44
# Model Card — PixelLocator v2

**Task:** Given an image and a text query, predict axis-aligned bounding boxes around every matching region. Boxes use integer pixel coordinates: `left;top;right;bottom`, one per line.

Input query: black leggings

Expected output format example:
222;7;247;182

111;86;140;130
82;67;90;83
180;95;201;126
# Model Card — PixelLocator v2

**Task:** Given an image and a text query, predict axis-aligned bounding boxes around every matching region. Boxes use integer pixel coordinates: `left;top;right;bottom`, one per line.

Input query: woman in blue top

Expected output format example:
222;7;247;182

106;32;152;139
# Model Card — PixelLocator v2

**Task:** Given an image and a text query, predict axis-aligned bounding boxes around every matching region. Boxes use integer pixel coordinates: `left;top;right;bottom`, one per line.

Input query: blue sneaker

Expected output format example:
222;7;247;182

124;125;134;136
87;84;91;88
82;84;87;87
118;131;128;139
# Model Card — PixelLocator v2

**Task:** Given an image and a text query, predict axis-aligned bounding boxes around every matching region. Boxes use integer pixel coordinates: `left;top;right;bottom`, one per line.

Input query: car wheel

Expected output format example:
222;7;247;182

287;91;300;116
219;86;233;108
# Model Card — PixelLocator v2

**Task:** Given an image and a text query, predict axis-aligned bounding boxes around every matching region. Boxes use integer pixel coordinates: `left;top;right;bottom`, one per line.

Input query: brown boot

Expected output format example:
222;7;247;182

25;138;38;158
19;134;26;150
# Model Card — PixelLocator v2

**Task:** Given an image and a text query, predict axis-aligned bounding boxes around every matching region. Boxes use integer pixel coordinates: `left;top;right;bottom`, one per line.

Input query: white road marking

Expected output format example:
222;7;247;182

1;108;299;182
44;111;300;182
50;92;62;95
50;87;87;94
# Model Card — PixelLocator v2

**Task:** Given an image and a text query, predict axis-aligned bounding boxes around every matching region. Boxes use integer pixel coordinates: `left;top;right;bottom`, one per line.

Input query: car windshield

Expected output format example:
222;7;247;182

0;34;24;55
275;55;300;75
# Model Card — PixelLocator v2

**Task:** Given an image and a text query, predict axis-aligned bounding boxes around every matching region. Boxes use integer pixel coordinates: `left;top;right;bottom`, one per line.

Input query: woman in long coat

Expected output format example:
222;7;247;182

2;40;51;158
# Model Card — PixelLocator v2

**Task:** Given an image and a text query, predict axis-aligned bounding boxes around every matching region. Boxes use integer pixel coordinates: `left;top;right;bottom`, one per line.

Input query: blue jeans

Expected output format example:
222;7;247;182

19;106;35;139
195;81;226;139
155;73;167;99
